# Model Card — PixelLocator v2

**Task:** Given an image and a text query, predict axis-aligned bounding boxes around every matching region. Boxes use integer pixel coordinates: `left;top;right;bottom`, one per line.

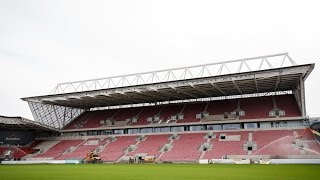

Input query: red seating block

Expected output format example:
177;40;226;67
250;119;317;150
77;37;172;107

99;136;137;161
35;140;83;159
160;133;206;162
127;135;169;157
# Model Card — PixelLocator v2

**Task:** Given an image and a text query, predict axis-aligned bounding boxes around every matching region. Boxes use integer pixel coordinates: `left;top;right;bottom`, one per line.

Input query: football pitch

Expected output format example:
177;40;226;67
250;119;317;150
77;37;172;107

0;164;319;180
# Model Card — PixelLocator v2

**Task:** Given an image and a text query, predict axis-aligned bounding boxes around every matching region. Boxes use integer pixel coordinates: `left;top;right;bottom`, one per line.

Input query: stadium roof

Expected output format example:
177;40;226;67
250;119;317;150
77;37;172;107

21;53;315;129
0;116;59;132
22;53;314;109
310;118;320;130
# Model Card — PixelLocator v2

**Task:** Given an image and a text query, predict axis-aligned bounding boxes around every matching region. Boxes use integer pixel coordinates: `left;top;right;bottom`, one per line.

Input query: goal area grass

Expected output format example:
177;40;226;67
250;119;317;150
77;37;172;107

1;164;319;180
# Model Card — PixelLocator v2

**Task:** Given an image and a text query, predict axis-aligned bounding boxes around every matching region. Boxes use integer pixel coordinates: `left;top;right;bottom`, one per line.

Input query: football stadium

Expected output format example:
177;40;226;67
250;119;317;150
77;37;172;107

1;53;320;179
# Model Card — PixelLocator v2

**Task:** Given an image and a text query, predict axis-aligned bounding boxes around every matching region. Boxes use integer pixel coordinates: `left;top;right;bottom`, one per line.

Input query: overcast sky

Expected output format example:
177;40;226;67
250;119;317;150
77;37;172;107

0;0;319;120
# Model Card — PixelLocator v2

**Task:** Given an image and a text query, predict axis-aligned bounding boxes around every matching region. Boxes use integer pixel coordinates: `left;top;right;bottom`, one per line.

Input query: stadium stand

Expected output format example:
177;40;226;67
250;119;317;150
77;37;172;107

0;140;42;160
252;130;300;156
32;140;60;152
132;106;162;125
177;102;206;123
160;133;207;162
112;107;142;123
239;96;273;119
56;138;106;160
126;134;170;157
305;142;320;155
206;99;238;120
62;94;304;130
99;136;137;162
64;112;95;129
35;140;84;159
158;104;184;124
81;110;117;128
1;53;317;164
203;131;248;159
295;129;316;140
275;95;301;117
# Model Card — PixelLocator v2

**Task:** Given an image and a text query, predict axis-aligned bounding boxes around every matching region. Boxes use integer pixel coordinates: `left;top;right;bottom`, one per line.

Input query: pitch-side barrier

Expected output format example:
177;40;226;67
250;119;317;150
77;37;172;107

199;159;320;164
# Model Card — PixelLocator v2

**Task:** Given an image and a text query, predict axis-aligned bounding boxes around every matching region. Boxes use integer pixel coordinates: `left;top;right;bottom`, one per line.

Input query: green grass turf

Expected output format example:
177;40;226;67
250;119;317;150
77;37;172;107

0;164;319;180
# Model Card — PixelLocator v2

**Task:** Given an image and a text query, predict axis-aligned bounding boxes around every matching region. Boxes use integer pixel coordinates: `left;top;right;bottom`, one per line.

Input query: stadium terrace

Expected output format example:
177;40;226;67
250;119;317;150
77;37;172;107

1;53;319;164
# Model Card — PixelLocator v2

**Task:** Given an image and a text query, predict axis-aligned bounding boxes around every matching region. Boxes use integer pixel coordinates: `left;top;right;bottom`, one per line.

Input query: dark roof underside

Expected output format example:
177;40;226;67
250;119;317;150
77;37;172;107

0;116;59;132
22;64;314;109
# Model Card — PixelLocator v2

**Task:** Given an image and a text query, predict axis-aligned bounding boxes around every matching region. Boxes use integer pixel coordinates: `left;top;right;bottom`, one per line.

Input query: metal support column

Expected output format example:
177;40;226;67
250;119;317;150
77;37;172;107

300;77;306;116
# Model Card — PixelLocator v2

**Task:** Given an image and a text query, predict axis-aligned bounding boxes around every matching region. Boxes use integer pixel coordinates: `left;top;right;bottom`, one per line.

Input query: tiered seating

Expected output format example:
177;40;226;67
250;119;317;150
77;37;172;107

28;140;42;149
0;147;7;155
35;140;84;159
0;146;35;159
255;135;300;155
64;112;95;129
64;109;119;129
160;133;206;162
295;129;315;140
99;136;137;161
132;106;162;126
207;99;238;115
305;142;320;155
178;102;206;123
159;104;184;122
112;107;142;121
127;135;169;157
57;138;107;160
240;96;273;119
84;109;119;128
294;129;320;155
32;140;60;150
10;147;30;159
63;95;302;130
8;128;317;161
275;95;301;117
0;140;42;159
203;132;248;159
252;130;300;155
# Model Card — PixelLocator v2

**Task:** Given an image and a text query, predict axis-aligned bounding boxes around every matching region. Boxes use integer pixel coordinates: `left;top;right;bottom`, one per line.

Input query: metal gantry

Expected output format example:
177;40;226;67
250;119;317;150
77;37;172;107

51;53;296;94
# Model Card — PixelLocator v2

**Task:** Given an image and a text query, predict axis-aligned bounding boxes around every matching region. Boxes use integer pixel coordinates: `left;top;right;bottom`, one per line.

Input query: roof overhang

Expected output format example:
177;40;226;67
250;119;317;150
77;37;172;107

22;64;314;109
310;118;320;130
0;116;59;132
